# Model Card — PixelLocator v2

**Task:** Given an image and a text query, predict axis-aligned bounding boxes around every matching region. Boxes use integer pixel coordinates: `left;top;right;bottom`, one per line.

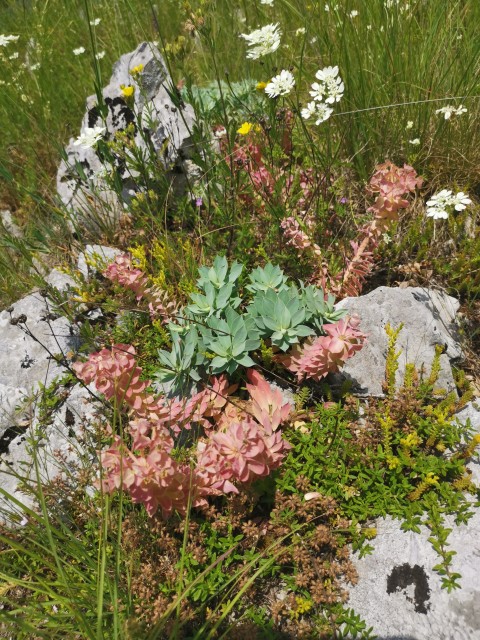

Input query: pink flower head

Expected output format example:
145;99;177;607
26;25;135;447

367;161;423;227
211;421;268;483
280;316;366;381
246;369;292;432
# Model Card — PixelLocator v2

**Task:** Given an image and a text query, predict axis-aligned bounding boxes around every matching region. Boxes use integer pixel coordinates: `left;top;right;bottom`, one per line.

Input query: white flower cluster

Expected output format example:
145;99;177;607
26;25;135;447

435;104;467;120
260;0;274;4
73;126;106;149
301;65;343;125
384;0;410;10
73;47;86;56
426;189;471;220
265;69;295;98
240;23;281;59
0;34;19;47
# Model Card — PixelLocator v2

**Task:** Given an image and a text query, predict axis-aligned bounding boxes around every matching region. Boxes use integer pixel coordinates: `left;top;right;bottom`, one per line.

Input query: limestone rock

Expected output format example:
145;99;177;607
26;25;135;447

0;269;79;436
77;244;122;279
0;210;22;238
346;402;480;640
0;384;100;518
57;42;197;231
336;287;463;397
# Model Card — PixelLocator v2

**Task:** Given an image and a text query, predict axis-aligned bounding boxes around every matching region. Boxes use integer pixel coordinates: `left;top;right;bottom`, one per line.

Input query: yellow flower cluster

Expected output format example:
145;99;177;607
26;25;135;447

400;432;422;448
386;456;400;470
130;63;144;76
289;596;312;620
120;84;135;98
425;472;440;485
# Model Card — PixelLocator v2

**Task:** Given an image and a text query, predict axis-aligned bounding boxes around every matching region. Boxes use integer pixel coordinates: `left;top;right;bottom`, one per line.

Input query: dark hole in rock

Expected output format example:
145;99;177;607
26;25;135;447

65;408;75;427
387;563;431;614
0;426;26;454
20;354;35;369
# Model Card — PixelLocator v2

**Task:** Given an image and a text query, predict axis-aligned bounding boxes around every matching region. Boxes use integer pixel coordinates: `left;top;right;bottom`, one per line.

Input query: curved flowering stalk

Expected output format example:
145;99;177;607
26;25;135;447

278;316;366;381
366;160;423;230
315;161;422;298
103;253;178;323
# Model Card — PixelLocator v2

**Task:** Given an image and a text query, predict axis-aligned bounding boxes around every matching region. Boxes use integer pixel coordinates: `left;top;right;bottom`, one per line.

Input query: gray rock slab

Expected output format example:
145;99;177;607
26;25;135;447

57;41;197;231
347;402;480;640
0;209;22;238
77;244;122;278
0;270;79;436
336;287;463;397
0;384;100;519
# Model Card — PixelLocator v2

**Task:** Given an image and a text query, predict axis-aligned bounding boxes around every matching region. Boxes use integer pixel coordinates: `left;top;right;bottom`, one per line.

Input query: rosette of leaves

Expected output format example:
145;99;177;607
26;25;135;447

187;281;241;318
188;255;242;317
246;263;289;294
301;284;346;332
201;306;261;375
155;327;207;393
248;287;314;351
197;255;243;291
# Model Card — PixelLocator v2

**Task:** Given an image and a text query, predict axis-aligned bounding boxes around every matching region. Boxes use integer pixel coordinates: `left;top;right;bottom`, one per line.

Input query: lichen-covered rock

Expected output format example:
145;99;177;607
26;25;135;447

0;269;79;437
346;402;480;640
57;42;197;230
336;287;463;397
77;244;122;279
0;384;100;519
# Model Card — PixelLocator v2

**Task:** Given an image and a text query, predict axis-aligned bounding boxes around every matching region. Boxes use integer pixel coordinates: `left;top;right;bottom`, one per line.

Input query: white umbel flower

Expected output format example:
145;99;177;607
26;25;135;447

426;189;453;219
435;104;468;120
73;126;106;149
452;192;472;211
324;76;344;103
265;70;295;98
426;189;471;220
315;65;339;82
260;0;274;4
310;66;344;104
0;34;19;47
240;23;282;59
73;47;86;55
301;101;333;124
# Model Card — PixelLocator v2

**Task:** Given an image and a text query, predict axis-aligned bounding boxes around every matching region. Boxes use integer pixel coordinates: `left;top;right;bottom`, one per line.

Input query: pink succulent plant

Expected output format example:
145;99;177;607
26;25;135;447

75;344;293;518
280;316;366;381
103;253;178;323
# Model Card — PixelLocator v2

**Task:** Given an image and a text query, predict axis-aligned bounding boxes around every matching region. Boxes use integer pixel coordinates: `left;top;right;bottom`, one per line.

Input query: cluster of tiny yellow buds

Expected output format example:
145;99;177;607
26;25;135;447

436;442;446;452
473;434;480;445
425;472;440;485
130;63;144;76
256;81;267;91
387;456;400;470
289;596;313;620
400;432;422;448
120;84;135;98
362;527;377;539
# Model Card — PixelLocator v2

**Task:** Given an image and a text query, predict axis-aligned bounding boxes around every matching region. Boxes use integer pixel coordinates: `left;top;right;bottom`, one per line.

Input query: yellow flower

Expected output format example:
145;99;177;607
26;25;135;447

425;472;439;485
387;456;400;470
237;121;254;135
256;81;267;91
130;63;144;76
400;432;422;448
120;84;135;98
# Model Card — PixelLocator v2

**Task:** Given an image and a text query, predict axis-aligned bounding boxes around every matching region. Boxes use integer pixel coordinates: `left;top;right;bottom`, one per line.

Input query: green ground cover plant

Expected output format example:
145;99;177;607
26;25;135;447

0;0;479;638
